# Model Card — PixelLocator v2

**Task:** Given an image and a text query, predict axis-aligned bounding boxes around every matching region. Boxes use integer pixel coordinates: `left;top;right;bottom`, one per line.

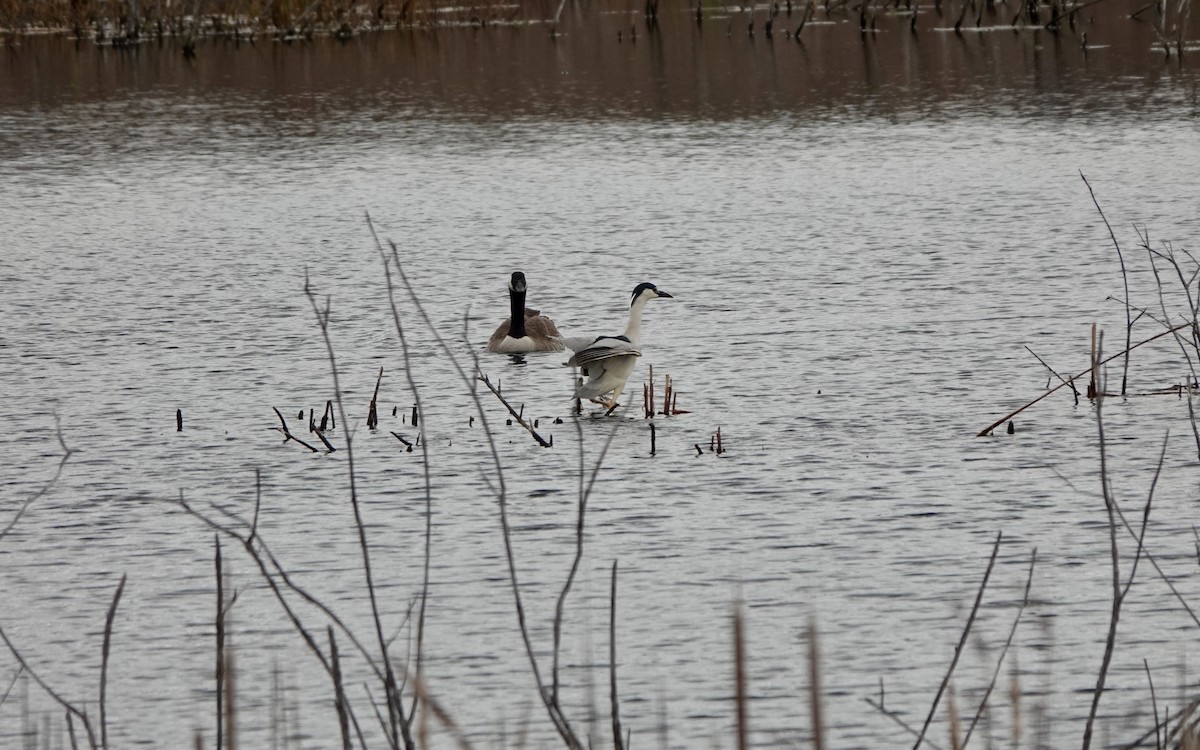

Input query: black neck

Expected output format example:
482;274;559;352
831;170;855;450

508;286;527;338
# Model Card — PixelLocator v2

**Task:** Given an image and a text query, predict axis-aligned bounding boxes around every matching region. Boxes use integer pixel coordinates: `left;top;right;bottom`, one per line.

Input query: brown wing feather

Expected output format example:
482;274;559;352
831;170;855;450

487;318;513;351
524;314;563;343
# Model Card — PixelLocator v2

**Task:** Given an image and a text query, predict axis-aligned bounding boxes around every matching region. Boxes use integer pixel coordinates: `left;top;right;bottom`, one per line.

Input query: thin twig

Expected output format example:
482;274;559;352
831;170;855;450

369;215;440;727
1145;659;1162;750
609;561;625;750
1023;346;1080;399
0;666;23;709
962;548;1037;747
380;234;583;749
914;531;1003;749
99;574;127;750
866;697;946;750
1081;172;1133;396
303;269;409;750
0;627;99;749
1;415;74;542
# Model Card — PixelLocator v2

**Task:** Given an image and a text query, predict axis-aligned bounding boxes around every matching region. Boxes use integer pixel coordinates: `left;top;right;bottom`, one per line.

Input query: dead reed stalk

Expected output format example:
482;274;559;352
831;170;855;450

807;617;825;750
367;366;383;429
215;536;225;750
609;561;625;750
734;600;748;750
179;496;391;743
223;647;236;750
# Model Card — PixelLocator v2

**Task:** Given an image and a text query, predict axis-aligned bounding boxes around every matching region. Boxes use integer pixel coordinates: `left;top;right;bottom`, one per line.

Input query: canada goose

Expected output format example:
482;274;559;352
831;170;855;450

561;282;674;410
487;272;565;353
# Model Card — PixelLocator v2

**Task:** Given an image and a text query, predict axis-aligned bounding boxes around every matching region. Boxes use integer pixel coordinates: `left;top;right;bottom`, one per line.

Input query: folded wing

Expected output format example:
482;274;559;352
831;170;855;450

564;336;641;368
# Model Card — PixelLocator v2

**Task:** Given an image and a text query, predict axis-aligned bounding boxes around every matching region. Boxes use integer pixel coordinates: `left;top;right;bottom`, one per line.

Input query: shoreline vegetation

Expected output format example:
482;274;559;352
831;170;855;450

0;0;548;47
0;0;1194;59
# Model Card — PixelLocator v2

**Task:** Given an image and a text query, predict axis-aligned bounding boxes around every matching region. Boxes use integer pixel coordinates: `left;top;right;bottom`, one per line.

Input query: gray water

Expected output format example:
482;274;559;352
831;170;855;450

3;9;1200;749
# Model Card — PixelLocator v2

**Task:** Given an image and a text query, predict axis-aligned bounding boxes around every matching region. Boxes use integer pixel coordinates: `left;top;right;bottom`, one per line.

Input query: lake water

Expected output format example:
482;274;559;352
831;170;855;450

3;4;1200;748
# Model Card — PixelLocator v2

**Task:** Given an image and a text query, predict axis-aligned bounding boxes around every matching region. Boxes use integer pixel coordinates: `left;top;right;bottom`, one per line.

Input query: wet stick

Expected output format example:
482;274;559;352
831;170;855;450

312;427;336;453
272;407;319;453
975;322;1190;436
367;366;383;429
390;431;414;451
1089;322;1098;399
649;364;655;418
319;400;333;431
476;371;552;447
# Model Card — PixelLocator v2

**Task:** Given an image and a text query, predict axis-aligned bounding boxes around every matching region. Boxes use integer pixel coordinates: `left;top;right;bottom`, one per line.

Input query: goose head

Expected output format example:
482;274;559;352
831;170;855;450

509;272;528;294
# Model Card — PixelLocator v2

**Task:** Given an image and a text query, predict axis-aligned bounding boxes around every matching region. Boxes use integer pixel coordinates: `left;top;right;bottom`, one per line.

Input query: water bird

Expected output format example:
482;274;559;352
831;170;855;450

561;282;674;410
487;272;565;353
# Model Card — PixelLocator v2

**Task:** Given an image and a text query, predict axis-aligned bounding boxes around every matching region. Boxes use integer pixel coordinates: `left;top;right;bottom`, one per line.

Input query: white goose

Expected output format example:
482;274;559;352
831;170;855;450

561;282;674;409
486;272;565;353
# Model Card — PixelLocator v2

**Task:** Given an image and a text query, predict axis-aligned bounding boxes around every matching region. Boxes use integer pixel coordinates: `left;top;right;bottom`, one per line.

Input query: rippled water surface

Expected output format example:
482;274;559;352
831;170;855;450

3;7;1200;748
